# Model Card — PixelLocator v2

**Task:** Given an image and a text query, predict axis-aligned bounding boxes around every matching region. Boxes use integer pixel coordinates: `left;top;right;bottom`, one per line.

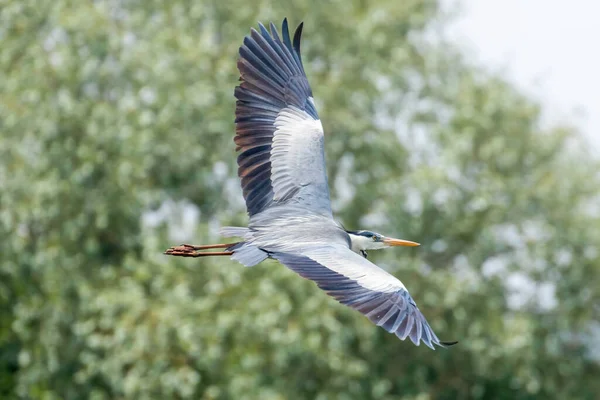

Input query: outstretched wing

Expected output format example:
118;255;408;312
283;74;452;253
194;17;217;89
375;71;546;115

272;246;456;349
235;19;332;218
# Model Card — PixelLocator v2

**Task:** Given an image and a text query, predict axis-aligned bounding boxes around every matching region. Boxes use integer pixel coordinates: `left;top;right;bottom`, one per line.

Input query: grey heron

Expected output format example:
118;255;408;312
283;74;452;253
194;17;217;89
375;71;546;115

165;19;456;349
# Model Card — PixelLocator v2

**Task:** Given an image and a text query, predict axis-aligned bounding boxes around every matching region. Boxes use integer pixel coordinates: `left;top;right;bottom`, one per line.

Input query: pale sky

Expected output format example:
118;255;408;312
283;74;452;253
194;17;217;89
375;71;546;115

443;0;599;314
446;0;599;149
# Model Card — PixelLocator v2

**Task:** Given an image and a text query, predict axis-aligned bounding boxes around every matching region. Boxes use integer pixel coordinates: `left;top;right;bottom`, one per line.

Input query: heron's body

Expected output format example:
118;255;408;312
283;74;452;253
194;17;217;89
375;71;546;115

228;207;346;252
165;19;456;349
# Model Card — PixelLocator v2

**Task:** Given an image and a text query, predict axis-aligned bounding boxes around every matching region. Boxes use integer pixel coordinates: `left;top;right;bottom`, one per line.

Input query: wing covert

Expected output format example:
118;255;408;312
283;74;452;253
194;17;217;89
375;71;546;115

272;246;455;349
235;19;332;218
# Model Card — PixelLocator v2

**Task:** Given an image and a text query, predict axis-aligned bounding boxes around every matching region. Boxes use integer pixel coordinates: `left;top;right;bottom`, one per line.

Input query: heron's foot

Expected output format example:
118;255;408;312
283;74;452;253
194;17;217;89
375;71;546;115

164;244;201;257
164;243;235;257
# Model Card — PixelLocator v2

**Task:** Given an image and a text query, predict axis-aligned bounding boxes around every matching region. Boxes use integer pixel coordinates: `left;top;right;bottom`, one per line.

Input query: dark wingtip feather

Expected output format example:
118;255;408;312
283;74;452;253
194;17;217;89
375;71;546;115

269;21;280;40
258;22;270;37
293;22;304;67
282;18;292;48
293;22;304;54
440;341;459;347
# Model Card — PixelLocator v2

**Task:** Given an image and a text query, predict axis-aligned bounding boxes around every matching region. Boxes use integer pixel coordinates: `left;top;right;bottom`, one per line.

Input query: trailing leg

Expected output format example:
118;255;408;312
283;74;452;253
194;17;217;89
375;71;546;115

164;243;239;257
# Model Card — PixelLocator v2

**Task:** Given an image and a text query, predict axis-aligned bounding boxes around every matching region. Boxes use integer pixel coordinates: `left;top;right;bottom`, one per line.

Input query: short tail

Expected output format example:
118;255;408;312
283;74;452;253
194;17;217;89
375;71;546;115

227;242;269;267
220;226;250;238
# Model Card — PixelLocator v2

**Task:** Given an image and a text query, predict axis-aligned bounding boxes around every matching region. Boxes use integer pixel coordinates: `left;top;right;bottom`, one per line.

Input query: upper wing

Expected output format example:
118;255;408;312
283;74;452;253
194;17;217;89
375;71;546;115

235;19;332;218
272;245;456;349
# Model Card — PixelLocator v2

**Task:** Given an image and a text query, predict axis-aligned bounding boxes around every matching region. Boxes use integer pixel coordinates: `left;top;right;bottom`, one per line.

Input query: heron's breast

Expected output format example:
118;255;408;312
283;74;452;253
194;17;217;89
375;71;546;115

248;213;348;253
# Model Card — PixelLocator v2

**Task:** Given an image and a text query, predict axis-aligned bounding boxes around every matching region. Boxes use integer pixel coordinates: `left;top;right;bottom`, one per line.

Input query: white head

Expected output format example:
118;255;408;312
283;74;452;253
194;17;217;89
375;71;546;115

346;230;419;258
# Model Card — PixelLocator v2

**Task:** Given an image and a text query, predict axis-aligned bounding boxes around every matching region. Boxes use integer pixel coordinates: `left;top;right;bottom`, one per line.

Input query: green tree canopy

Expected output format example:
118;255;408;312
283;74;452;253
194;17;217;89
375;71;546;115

1;0;599;398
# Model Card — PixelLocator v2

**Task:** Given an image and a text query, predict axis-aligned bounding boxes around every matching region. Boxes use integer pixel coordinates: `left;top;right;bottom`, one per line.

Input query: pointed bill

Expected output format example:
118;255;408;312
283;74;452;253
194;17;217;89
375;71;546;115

383;237;420;247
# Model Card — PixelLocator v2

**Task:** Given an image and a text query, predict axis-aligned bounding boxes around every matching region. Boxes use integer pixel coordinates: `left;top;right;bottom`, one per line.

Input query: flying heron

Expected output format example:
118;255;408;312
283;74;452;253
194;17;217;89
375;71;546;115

165;19;456;349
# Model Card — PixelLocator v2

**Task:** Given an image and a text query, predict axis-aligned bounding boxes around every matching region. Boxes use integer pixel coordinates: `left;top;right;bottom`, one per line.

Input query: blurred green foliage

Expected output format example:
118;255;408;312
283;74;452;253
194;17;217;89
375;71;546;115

1;0;599;399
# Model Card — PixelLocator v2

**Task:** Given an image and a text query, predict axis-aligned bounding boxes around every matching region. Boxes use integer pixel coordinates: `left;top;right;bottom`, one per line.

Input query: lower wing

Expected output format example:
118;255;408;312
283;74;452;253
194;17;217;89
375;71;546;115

272;245;456;349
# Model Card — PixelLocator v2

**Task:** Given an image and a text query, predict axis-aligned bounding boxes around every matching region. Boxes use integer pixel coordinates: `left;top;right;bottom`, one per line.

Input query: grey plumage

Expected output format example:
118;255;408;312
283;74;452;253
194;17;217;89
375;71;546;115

166;19;456;350
273;251;446;349
235;20;329;217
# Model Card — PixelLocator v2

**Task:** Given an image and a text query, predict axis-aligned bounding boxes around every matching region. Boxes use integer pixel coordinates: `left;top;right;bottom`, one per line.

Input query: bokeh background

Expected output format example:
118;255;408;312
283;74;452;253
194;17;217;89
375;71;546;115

1;0;599;399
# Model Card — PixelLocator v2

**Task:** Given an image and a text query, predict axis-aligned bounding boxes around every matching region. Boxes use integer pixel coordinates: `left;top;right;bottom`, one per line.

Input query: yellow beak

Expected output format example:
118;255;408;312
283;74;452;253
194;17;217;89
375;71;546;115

383;237;420;247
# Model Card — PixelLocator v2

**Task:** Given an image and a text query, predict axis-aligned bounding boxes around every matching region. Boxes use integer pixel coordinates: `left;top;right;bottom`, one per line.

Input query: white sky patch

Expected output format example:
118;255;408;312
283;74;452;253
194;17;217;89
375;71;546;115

445;0;599;150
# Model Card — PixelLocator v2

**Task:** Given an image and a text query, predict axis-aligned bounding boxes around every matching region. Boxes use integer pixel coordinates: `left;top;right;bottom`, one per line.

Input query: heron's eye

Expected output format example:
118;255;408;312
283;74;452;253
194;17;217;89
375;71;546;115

372;235;378;241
